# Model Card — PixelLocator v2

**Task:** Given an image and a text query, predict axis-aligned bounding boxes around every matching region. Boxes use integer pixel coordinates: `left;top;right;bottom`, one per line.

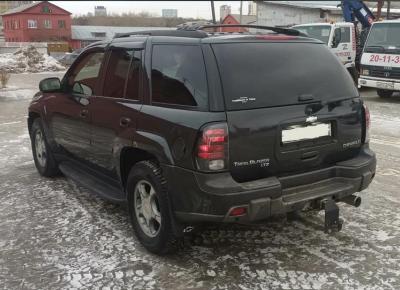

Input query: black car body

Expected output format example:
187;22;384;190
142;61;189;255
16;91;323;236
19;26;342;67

28;26;376;254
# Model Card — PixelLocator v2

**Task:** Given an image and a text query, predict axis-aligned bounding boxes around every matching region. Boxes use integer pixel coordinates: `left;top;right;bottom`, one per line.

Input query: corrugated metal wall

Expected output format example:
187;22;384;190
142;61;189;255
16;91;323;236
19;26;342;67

256;3;343;27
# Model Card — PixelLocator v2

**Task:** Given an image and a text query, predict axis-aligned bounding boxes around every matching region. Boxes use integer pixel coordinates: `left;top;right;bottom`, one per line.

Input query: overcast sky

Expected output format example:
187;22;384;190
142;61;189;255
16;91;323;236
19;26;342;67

51;1;251;20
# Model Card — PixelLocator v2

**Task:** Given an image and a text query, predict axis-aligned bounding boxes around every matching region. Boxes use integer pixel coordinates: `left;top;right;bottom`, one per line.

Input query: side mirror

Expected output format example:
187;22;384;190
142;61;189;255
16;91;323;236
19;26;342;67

39;77;61;92
332;28;342;48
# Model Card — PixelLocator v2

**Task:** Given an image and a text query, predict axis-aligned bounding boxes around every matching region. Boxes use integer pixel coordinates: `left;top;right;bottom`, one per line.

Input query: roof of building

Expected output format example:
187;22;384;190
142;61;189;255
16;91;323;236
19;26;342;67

261;1;341;11
71;25;174;41
224;14;257;24
1;1;71;16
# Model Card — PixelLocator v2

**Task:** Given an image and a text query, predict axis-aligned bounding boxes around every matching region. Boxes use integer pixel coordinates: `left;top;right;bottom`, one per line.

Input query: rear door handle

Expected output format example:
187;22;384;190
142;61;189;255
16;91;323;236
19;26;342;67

120;117;131;127
80;109;88;118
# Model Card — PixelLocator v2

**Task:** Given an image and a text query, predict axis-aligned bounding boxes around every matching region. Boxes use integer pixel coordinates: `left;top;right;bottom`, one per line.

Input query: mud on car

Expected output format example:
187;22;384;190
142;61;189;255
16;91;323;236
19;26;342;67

28;25;376;254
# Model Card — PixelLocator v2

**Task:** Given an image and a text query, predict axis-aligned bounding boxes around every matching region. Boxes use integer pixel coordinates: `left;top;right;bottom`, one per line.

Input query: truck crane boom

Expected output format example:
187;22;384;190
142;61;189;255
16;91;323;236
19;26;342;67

340;0;375;28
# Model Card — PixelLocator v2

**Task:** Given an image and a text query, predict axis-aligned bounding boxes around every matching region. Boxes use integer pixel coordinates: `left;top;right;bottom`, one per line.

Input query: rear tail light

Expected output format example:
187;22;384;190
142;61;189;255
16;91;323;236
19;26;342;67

195;123;229;171
228;206;247;217
363;104;370;143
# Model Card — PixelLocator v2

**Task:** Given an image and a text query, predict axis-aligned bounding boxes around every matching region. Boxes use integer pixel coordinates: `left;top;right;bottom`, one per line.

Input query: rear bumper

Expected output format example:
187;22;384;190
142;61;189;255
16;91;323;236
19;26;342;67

358;76;400;90
162;145;376;224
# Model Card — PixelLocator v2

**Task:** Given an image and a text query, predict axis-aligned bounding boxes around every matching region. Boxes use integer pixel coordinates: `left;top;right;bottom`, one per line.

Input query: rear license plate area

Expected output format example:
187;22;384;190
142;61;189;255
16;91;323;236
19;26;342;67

282;122;332;144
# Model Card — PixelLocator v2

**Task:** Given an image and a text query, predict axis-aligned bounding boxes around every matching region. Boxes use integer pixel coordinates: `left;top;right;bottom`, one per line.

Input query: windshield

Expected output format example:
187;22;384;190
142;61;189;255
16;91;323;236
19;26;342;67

293;25;331;44
212;42;358;111
365;23;400;50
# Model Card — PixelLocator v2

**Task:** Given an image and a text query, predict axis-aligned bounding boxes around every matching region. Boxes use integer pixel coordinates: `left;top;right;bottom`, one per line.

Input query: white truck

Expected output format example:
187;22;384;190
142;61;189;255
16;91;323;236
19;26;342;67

293;23;358;81
358;20;400;98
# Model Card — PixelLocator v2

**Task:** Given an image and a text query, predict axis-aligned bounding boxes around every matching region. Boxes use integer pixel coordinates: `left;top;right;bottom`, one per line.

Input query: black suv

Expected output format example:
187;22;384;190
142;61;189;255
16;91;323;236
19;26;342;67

28;25;376;254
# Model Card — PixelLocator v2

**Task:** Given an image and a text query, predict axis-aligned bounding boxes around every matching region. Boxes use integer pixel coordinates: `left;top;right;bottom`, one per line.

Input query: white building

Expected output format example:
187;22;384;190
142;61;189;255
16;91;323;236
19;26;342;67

248;1;257;16
162;9;178;18
220;5;231;21
256;1;343;27
94;6;107;17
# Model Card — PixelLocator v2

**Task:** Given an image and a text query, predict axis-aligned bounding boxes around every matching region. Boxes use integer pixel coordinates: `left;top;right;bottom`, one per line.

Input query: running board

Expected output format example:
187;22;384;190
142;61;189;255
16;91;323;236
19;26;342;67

59;162;126;204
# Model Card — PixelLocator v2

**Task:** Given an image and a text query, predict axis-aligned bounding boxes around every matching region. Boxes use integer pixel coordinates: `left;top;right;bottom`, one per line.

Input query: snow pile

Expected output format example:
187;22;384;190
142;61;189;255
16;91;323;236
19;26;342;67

0;45;65;73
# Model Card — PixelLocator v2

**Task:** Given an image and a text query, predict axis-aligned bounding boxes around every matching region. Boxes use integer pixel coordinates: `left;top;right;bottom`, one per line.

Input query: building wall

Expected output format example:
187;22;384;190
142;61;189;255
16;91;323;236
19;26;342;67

3;2;71;42
162;9;178;18
256;3;342;27
220;15;248;32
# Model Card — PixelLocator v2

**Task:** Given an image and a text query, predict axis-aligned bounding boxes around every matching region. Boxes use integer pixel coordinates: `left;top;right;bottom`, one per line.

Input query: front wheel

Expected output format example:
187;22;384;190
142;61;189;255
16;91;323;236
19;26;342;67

30;119;60;177
377;89;393;98
126;161;181;255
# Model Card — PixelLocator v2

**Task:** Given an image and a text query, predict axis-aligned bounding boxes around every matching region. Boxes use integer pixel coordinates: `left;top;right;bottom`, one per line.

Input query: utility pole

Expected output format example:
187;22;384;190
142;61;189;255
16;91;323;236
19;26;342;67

211;1;216;24
387;0;391;19
239;0;243;24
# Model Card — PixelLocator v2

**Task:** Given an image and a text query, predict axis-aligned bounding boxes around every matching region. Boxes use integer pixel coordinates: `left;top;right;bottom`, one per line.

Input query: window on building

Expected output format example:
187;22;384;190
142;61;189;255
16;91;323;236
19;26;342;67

42;6;51;13
125;50;142;100
151;45;208;108
58;20;66;28
103;49;134;99
27;19;37;29
91;32;106;38
44;19;52;29
14;20;19;29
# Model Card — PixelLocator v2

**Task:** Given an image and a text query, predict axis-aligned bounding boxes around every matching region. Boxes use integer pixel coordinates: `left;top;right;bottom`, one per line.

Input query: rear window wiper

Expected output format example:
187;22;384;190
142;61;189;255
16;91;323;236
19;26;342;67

365;45;386;53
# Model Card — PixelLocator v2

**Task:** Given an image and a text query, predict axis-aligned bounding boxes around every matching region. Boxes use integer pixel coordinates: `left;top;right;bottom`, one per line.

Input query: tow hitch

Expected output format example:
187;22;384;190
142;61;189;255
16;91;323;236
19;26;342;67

320;199;343;233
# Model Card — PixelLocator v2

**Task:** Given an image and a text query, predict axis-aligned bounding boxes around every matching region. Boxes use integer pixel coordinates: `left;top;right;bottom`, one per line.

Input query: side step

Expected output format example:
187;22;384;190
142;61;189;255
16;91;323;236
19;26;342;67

59;161;126;204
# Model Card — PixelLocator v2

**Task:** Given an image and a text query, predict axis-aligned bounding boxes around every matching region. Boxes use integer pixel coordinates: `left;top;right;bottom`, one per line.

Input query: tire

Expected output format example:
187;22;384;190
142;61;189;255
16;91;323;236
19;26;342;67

126;161;181;255
30;118;60;177
377;89;393;98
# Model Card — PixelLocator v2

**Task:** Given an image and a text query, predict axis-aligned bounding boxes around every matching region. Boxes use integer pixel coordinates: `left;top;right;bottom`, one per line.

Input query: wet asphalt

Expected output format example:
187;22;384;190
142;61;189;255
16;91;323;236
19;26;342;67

0;73;399;289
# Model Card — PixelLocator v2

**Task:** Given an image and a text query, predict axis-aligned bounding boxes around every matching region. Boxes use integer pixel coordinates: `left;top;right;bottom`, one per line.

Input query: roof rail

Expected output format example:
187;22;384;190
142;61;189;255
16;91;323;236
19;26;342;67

114;29;208;39
191;24;306;36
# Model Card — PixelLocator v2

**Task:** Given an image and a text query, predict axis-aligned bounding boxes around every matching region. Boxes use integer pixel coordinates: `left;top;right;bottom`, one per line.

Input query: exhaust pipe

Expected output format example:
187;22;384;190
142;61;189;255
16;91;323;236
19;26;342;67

341;195;361;207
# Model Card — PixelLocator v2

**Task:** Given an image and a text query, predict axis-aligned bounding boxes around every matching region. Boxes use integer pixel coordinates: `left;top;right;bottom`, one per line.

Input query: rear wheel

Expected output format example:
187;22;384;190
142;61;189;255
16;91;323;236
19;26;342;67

30;119;59;177
126;161;181;255
377;89;393;98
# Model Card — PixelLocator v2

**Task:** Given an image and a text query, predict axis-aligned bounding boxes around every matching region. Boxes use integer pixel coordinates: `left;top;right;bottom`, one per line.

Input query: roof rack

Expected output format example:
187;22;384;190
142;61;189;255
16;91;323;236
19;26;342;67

114;30;208;39
195;24;306;36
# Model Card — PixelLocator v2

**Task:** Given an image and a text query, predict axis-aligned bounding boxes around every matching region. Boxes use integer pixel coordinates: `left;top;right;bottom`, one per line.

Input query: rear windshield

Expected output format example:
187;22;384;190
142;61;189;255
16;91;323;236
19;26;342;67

212;42;358;110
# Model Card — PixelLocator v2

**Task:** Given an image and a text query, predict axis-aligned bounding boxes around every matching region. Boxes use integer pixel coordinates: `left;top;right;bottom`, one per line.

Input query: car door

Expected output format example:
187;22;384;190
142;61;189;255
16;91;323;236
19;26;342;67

89;43;143;179
47;48;105;163
331;26;353;65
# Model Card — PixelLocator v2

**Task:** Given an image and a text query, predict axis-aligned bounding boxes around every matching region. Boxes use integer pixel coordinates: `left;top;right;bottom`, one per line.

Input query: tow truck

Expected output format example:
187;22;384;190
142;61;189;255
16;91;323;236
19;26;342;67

293;22;358;81
358;20;400;98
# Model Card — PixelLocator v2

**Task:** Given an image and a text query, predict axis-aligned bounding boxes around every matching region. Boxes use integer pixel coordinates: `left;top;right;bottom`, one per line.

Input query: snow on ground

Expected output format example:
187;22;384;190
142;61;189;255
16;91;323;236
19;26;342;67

0;75;399;289
0;45;65;73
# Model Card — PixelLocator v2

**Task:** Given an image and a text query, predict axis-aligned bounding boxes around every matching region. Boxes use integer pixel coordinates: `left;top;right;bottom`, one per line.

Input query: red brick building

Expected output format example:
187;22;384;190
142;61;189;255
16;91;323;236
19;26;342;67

1;1;71;42
220;14;257;32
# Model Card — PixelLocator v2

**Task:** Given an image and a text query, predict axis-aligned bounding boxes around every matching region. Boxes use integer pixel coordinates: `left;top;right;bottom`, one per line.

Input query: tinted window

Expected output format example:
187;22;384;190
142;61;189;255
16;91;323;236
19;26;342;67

103;49;133;98
151;45;208;109
212;43;358;111
68;51;104;96
125;50;142;100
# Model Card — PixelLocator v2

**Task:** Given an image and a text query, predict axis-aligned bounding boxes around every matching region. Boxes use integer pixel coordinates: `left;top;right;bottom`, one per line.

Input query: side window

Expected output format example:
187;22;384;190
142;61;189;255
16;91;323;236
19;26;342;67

125;50;142;100
103;49;133;98
340;27;350;43
151;45;208;109
69;51;104;96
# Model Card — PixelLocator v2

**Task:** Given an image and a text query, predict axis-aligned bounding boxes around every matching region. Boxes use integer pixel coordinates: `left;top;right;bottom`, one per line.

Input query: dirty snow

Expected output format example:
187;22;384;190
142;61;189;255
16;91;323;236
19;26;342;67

0;45;65;73
0;75;399;289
